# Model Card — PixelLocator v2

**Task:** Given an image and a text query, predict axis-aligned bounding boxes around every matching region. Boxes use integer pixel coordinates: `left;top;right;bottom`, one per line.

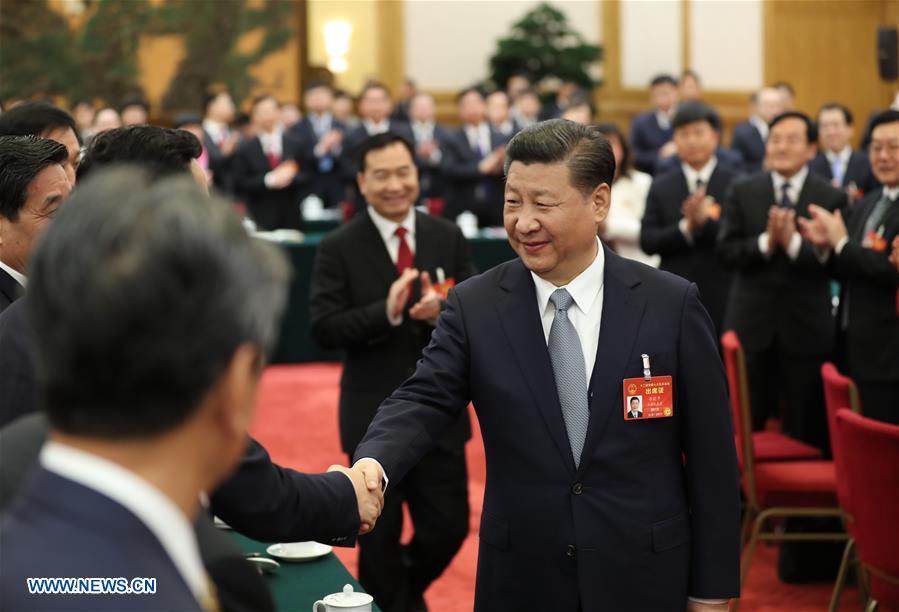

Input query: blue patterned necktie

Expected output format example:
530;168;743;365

547;288;590;468
780;181;794;208
830;157;845;186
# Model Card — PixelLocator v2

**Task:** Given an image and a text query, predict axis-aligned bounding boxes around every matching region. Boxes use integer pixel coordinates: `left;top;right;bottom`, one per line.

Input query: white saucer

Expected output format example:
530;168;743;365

266;542;332;562
212;516;232;529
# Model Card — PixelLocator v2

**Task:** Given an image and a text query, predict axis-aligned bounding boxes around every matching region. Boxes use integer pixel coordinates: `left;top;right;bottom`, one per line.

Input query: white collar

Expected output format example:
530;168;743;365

531;237;605;317
825;146;852;165
364;119;390;135
368;205;415;243
772;165;809;195
0;259;26;287
883;185;899;201
681;156;718;190
656;110;672;130
40;441;209;606
750;115;769;138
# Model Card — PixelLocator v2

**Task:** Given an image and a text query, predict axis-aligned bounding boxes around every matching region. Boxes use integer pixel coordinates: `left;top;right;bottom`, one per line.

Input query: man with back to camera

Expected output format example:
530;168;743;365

345;120;740;611
0;127;384;609
799;109;899;424
310;132;475;612
629;74;680;175
0;167;290;611
718;111;847;450
640;101;739;335
0;137;71;317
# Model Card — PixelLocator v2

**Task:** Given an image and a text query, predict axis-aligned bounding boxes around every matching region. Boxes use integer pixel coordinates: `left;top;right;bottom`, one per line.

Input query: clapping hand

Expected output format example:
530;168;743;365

408;271;442;321
681;187;709;233
889;235;899;271
797;204;847;249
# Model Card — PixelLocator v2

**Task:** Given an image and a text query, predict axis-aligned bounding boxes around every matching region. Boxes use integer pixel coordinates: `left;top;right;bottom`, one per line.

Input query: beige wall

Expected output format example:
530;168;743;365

308;0;379;95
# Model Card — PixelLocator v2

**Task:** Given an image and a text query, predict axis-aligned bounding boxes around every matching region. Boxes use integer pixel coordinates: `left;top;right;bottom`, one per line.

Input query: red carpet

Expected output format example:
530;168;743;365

251;364;862;612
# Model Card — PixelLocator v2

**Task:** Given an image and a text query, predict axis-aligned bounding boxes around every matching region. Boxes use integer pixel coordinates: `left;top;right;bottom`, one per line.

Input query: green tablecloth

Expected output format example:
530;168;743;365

229;532;378;612
270;231;517;364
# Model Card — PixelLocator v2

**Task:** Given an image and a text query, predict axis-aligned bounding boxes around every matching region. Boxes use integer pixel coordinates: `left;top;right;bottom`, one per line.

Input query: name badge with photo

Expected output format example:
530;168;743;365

622;376;674;420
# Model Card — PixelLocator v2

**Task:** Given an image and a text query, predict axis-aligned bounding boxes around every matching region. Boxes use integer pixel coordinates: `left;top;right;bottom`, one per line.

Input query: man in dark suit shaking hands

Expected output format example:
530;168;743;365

310;133;475;612
347;120;741;611
0;167;290;611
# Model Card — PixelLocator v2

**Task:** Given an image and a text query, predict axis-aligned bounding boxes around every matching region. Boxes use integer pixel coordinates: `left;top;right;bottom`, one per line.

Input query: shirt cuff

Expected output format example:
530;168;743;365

758;232;772;258
786;231;802;260
386;302;403;327
688;597;729;605
264;171;276;189
834;235;850;255
678;218;695;245
354;458;389;493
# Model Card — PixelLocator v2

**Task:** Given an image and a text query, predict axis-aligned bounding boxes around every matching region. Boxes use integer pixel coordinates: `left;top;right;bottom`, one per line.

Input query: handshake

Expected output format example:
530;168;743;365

328;459;386;534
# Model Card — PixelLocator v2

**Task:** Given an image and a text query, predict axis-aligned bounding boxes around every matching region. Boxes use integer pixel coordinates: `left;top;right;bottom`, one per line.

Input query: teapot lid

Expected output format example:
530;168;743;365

323;584;374;607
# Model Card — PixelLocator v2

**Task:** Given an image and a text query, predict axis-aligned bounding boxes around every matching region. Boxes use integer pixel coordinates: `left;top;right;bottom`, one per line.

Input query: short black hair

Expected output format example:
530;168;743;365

0;136;68;222
203;90;230;112
773;81;795;96
868;109;899;135
672;101;721;131
456;86;485;103
355;132;416;172
650;74;678;88
505;119;616;194
28;167;289;438
0;102;77;140
769;111;817;144
817;103;853;126
304;79;332;93
119;95;149;114
78;125;201;182
595;122;632;177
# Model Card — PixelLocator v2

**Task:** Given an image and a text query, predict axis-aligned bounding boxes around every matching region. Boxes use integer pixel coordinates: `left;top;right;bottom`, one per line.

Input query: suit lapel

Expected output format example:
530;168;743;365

360;213;400;287
496;261;576;475
850;189;883;242
708;165;731;202
578;247;646;474
412;213;437;274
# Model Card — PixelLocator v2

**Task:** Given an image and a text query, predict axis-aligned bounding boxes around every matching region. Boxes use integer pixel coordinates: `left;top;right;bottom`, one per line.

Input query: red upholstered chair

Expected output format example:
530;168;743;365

720;331;824;543
834;410;899;612
721;332;847;611
821;362;864;610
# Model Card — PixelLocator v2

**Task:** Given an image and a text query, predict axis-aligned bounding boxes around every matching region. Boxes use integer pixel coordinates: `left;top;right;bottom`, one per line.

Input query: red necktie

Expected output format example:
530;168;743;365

395;227;414;274
267;150;280;170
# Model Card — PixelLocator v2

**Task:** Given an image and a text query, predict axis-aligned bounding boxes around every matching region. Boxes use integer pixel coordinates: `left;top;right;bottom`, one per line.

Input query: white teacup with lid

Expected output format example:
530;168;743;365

313;584;374;612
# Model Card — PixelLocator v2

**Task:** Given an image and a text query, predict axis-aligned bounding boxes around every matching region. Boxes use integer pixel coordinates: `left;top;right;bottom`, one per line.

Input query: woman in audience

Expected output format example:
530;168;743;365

596;122;660;267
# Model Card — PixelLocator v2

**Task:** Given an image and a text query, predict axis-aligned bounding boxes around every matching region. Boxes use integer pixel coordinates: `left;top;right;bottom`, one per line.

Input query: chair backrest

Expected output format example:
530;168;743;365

821;362;862;516
721;330;758;503
834;409;899;609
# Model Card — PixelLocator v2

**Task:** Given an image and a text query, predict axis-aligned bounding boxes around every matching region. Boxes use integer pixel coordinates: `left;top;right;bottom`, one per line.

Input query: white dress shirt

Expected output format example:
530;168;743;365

202;119;229;146
363;119;390;136
259;127;284;159
40;442;210;607
678;157;719;243
655;111;672;132
369;205;416;327
749;115;769;142
465;123;492;158
0;259;26;288
531;237;605;383
825;146;852;183
759;166;809;260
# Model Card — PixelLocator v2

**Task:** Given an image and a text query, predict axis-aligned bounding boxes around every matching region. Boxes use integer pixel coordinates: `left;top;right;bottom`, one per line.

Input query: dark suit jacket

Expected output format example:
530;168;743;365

231;133;307;230
808;150;880;196
354;247;741;611
203;129;235;196
0;467;201;611
717;171;847;354
440;125;511;226
629;111;673;174
0;300;33;427
655;147;743;176
641;162;739;333
833;188;899;381
0;266;21;313
310;210;476;454
730;121;766;174
413;123;454;201
288;115;347;208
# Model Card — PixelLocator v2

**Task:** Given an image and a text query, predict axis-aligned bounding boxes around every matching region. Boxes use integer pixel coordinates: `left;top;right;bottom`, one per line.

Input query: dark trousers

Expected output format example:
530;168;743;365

247;194;302;231
745;344;830;453
356;444;469;612
855;379;899;424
